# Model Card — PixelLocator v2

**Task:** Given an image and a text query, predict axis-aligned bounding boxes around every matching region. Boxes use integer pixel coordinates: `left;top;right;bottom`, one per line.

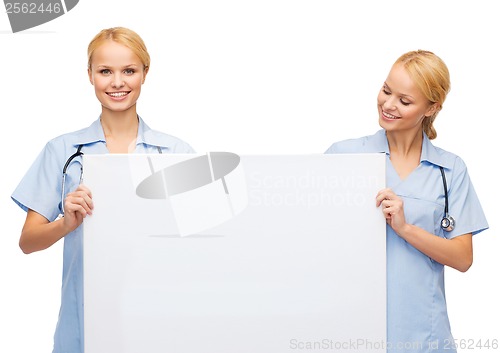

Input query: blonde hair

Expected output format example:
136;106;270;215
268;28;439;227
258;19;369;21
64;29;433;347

87;27;150;71
395;50;451;140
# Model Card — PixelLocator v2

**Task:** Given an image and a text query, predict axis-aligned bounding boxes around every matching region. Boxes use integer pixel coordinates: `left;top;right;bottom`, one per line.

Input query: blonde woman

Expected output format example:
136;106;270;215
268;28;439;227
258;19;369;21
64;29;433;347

325;50;488;352
12;27;194;353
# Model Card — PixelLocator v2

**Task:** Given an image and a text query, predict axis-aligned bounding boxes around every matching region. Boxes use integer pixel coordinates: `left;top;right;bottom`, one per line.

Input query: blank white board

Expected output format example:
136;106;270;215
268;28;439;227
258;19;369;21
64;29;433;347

83;153;386;353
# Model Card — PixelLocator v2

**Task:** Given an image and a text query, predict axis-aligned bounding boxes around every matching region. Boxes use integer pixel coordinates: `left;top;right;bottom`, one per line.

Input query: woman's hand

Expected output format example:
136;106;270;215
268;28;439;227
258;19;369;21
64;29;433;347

375;188;408;235
63;184;94;233
20;185;93;254
375;188;473;272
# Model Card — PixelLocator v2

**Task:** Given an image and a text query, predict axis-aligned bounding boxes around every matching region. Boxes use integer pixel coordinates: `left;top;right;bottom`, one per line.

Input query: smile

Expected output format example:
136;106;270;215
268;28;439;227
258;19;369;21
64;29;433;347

382;111;401;120
107;91;130;98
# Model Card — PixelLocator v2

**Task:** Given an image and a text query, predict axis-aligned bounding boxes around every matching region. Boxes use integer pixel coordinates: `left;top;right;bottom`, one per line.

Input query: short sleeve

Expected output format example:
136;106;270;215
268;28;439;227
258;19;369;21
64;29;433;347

445;156;489;238
11;140;63;222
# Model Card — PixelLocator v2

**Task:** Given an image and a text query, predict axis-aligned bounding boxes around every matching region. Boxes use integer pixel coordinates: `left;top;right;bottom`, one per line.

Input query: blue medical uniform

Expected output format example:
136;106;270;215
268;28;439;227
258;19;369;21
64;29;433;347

325;129;488;353
11;116;195;353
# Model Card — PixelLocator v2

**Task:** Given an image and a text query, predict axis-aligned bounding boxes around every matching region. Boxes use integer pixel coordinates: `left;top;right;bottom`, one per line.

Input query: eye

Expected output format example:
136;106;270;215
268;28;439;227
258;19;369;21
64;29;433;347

400;99;411;106
124;68;135;75
100;69;111;75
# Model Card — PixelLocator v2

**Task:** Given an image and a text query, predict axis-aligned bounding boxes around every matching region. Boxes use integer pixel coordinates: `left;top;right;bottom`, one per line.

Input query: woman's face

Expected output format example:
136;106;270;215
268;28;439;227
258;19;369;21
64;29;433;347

377;63;436;135
88;40;148;114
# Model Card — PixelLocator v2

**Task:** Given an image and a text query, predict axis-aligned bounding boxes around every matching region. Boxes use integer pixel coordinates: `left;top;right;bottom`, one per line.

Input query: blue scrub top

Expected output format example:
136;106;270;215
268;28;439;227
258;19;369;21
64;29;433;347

11;116;195;353
326;129;488;353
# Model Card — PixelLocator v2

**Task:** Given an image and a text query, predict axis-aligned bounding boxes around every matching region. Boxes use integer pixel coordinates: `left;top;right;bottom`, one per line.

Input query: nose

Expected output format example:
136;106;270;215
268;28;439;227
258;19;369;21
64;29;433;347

111;74;125;89
382;96;398;111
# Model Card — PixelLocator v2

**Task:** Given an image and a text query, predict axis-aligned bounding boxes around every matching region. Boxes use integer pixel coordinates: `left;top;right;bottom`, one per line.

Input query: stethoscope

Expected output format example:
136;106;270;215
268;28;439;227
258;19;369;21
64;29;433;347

60;145;84;216
60;144;162;216
439;166;455;232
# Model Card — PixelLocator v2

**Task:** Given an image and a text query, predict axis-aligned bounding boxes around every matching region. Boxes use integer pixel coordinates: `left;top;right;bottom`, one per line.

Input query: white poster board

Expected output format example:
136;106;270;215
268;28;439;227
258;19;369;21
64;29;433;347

83;153;386;353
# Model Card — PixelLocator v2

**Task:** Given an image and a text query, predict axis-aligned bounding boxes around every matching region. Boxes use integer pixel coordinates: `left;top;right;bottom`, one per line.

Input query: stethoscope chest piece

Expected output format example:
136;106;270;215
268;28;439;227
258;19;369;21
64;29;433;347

441;214;455;232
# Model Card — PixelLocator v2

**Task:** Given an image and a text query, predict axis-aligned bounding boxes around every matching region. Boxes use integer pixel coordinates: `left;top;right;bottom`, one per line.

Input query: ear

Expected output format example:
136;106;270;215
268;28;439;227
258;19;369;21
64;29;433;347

142;66;149;84
425;102;439;118
88;67;94;85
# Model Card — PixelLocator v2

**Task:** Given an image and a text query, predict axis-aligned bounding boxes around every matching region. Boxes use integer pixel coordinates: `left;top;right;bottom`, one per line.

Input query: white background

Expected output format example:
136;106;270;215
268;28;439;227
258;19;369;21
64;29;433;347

0;0;498;352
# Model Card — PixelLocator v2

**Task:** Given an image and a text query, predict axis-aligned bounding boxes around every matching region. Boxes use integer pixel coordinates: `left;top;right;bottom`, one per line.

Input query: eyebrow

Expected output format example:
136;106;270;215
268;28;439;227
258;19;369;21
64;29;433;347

95;64;139;69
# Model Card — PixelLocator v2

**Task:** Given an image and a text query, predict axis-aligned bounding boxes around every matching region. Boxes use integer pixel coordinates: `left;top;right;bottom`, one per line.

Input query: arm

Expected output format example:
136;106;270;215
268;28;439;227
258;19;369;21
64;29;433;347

376;188;473;272
19;185;94;254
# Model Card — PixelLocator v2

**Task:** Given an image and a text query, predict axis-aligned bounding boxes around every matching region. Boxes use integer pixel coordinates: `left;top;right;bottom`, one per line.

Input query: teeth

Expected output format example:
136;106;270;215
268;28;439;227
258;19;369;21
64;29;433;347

108;92;128;97
384;112;399;119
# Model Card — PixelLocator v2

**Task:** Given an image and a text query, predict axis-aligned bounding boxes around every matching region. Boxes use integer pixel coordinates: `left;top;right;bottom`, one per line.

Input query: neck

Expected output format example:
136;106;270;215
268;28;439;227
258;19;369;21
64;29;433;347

100;109;139;137
386;129;423;158
100;109;139;153
385;129;424;180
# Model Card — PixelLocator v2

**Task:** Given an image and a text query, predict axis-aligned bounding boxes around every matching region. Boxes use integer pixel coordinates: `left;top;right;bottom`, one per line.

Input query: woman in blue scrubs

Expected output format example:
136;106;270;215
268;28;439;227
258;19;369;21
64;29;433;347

325;50;488;353
11;27;194;353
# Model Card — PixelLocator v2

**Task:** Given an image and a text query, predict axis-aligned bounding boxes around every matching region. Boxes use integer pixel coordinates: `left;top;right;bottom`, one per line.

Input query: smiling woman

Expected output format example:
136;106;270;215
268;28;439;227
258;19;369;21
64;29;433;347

10;27;195;353
86;28;152;153
325;50;489;353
